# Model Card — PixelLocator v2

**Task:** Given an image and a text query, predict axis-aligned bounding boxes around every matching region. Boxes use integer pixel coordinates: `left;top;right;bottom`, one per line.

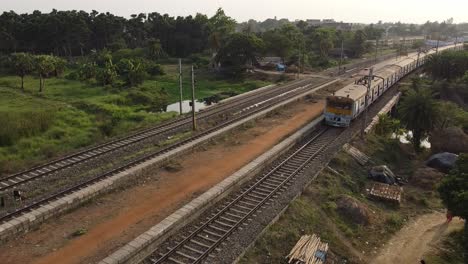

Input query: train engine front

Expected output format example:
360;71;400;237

324;84;367;127
324;95;354;127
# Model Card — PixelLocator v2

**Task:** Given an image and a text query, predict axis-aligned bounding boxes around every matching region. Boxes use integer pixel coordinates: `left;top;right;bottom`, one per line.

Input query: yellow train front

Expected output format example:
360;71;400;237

324;84;367;127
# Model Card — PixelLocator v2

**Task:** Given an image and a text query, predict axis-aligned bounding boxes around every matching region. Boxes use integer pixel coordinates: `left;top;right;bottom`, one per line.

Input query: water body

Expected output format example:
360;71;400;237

393;131;431;149
165;100;210;114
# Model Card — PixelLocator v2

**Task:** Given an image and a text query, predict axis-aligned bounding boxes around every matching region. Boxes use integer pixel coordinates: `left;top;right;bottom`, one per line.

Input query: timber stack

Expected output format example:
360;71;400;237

287;234;328;264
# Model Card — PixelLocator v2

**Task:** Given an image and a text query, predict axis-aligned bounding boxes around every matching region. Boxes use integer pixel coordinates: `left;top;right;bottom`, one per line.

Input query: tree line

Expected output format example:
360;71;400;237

0;9;218;57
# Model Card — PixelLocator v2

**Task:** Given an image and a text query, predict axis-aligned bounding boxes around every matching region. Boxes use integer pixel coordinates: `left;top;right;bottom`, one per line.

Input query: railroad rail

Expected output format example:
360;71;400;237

143;126;342;264
0;78;333;222
0;78;328;193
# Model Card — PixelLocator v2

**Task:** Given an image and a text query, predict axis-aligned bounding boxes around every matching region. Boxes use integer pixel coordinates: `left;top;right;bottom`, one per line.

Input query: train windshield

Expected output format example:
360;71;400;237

326;97;352;110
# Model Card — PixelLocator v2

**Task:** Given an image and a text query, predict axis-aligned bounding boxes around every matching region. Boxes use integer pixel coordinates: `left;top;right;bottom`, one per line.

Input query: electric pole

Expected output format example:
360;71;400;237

338;39;344;75
178;58;183;115
191;65;197;131
374;38;379;64
361;67;373;138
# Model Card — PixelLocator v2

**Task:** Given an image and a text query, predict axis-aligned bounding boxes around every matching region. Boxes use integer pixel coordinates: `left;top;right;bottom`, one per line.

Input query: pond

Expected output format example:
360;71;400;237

165;100;210;114
393;131;431;149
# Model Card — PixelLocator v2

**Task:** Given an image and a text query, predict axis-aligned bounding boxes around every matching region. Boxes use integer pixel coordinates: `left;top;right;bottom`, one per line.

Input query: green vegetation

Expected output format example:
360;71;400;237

0;62;268;174
437;154;468;262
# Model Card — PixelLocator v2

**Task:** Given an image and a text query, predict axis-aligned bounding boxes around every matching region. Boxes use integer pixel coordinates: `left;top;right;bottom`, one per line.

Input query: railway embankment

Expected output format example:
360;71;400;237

101;113;325;264
0;79;337;243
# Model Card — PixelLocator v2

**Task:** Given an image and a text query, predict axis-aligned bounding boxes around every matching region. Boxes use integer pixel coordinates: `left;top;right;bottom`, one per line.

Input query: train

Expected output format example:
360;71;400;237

324;45;459;127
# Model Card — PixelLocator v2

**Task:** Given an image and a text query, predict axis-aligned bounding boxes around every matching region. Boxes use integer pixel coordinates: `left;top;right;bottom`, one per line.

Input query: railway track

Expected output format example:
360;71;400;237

0;78;333;222
0;78;328;193
144;126;342;264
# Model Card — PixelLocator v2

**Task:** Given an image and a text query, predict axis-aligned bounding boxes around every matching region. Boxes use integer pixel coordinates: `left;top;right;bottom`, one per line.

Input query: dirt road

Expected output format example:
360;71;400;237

373;211;464;264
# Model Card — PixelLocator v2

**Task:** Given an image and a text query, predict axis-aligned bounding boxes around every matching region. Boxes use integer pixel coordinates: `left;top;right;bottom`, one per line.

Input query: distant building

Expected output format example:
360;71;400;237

367;36;425;47
304;19;353;31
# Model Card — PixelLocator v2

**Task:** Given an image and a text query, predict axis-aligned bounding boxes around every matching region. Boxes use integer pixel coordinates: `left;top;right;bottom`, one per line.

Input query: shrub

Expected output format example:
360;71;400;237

145;62;165;76
77;62;98;80
126;89;169;111
0;111;54;146
116;59;147;87
96;62;118;86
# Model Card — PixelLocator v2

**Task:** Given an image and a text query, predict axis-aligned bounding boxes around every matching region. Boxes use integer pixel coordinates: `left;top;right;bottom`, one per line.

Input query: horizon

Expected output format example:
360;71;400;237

1;0;467;25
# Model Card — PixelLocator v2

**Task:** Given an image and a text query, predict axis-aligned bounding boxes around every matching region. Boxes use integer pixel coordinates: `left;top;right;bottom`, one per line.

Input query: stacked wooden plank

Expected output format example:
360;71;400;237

343;143;370;165
369;182;403;204
287;234;328;264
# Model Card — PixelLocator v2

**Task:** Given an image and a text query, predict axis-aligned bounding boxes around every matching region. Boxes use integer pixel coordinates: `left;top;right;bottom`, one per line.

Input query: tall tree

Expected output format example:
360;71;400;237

215;33;264;76
262;30;293;62
34;55;56;93
10;53;34;91
208;8;236;52
398;88;440;152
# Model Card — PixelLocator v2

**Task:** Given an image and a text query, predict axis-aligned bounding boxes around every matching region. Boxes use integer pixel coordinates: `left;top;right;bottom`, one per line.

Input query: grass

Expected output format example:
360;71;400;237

141;65;269;102
424;228;465;264
240;135;447;263
0;65;270;174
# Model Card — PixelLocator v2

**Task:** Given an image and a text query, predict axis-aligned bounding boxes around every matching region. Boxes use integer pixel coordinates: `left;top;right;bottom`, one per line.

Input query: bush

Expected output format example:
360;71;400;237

116;59;147;87
145;62;165;76
0;111;54;146
112;48;146;62
96;62;118;86
126;89;169;111
77;62;98;80
190;54;210;68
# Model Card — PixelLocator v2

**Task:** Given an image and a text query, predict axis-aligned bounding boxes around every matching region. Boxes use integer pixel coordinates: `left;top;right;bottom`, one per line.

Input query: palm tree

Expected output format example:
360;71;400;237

398;88;439;152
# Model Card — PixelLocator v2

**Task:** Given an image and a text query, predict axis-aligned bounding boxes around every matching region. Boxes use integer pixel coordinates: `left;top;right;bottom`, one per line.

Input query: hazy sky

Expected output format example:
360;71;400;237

1;0;467;24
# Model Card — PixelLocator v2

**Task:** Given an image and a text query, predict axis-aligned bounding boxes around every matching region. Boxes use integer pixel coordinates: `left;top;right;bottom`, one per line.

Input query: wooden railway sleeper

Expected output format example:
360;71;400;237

196;234;218;243
233;203;253;211
183;245;205;255
219;216;238;223
214;220;234;228
175;251;198;261
229;207;249;215
208;224;229;233
168;257;185;264
238;199;257;207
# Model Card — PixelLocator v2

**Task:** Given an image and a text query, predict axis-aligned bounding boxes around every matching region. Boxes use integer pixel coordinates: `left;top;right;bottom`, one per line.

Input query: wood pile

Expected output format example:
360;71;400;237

287;234;328;264
369;182;403;204
343;143;370;165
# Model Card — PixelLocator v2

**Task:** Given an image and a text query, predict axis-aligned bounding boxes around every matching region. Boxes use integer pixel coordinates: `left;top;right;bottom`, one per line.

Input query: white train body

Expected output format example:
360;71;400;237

324;45;457;127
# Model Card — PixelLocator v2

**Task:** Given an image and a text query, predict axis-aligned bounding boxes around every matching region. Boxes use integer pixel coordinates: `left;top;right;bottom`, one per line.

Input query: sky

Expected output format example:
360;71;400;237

1;0;467;24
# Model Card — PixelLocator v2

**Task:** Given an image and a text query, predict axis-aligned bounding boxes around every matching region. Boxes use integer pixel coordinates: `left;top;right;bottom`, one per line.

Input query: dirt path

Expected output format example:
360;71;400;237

373;211;464;264
0;100;325;264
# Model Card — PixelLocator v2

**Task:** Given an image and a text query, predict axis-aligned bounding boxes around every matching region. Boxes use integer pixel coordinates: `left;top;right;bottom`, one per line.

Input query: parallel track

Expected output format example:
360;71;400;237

0;78;328;193
0;78;333;222
145;126;342;264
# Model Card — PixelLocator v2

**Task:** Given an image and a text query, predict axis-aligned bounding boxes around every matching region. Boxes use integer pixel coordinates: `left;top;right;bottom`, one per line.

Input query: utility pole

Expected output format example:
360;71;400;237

374;38;379;64
191;65;197;131
416;48;421;67
338;39;344;75
436;33;440;53
361;67;373;138
178;58;183;115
